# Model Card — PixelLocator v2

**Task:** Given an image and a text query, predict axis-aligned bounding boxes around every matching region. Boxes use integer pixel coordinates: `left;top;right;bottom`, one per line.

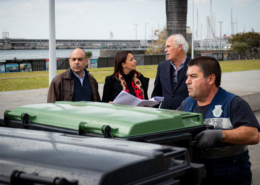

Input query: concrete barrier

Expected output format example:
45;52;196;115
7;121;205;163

230;90;260;112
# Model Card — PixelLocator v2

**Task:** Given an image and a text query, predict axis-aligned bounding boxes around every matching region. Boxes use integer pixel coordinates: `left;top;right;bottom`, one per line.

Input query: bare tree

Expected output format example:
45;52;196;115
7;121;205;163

166;0;188;38
146;28;167;54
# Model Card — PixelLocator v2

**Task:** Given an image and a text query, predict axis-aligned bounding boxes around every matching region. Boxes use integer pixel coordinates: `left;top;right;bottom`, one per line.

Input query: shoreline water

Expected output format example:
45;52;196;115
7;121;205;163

0;48;147;60
0;49;101;60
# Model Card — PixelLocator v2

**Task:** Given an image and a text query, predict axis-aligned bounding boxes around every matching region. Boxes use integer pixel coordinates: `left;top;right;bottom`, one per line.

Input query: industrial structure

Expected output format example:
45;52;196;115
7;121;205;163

0;37;143;50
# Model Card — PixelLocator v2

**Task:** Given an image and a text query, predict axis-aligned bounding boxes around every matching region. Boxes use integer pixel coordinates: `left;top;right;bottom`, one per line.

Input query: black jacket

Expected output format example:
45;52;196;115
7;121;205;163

102;74;149;102
151;56;191;110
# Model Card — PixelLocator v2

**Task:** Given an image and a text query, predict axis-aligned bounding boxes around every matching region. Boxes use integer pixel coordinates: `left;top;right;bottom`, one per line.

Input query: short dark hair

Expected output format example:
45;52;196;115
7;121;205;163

70;48;86;59
188;56;221;87
111;51;141;78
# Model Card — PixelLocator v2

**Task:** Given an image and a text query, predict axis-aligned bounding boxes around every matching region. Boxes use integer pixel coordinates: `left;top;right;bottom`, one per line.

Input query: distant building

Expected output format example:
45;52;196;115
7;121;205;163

0;38;143;50
194;36;232;50
186;26;191;34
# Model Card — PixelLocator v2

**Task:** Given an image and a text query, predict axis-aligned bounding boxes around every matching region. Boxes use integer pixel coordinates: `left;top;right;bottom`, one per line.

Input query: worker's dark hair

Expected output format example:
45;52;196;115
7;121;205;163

111;51;141;79
188;56;221;87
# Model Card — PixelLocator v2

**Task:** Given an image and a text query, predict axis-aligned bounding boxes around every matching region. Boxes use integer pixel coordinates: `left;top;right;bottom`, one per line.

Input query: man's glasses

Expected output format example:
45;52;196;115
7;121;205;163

174;71;177;83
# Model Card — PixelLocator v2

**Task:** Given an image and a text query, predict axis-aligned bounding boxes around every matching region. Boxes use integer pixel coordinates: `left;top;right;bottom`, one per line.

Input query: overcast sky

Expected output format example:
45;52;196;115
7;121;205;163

0;0;259;40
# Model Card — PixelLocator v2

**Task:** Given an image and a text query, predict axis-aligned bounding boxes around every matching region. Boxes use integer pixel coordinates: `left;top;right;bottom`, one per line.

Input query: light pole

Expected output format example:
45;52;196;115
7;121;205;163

49;0;56;86
134;24;138;48
134;24;138;40
145;23;148;48
219;21;223;50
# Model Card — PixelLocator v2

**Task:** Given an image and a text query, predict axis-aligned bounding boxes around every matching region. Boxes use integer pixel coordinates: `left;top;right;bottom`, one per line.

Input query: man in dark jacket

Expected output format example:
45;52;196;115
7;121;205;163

152;34;190;110
47;48;101;103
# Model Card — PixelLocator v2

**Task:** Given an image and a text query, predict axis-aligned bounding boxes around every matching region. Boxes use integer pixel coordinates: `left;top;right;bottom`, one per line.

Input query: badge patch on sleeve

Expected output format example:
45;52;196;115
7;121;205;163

212;105;223;117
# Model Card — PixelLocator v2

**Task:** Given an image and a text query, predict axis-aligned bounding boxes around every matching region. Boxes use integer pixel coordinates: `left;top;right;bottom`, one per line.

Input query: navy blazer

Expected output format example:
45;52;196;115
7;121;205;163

102;74;149;102
151;56;191;110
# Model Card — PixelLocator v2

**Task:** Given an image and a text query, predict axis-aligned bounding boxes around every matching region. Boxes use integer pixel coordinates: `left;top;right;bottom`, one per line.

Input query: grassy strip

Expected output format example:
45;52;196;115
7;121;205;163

0;76;49;91
0;60;259;92
220;60;260;72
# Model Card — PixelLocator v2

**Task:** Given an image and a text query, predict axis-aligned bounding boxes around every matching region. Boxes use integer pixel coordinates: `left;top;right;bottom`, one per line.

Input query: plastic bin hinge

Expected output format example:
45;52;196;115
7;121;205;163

21;113;30;128
4;110;11;125
11;170;78;185
54;177;78;185
102;125;113;138
78;122;86;135
10;170;24;185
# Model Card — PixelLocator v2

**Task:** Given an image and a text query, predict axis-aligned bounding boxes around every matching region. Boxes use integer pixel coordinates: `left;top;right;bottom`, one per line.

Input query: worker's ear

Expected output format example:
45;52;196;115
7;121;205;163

208;74;216;86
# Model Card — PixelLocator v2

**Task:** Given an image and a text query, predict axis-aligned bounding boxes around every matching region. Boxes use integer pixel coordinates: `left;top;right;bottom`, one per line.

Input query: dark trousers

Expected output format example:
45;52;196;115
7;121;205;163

201;150;252;185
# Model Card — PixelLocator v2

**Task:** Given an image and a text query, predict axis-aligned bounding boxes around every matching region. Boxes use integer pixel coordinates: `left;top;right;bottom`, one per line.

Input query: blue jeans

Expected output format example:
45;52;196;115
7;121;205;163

201;150;252;185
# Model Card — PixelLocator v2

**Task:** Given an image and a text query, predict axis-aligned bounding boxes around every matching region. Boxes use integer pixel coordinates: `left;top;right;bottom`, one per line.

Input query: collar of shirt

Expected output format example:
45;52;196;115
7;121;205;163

72;70;86;86
170;55;187;72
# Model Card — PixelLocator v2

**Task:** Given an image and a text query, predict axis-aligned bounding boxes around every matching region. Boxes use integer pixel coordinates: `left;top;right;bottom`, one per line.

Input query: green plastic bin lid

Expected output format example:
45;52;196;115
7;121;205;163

5;101;204;137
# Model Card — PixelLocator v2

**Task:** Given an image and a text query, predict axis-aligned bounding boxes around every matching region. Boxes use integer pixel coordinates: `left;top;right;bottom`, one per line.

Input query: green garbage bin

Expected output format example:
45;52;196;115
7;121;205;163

1;101;213;162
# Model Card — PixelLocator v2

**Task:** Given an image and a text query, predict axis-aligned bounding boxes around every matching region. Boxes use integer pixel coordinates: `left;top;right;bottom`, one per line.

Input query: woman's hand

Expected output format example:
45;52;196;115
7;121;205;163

109;101;114;104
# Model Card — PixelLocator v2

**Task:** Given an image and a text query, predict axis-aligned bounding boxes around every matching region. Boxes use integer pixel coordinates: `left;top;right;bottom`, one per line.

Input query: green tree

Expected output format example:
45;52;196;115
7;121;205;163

187;44;196;58
228;32;260;59
166;0;188;38
85;51;92;69
85;51;92;59
231;42;248;60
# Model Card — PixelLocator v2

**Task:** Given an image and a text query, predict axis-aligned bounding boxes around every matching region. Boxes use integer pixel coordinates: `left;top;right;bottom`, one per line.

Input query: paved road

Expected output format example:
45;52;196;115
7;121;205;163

0;69;260;184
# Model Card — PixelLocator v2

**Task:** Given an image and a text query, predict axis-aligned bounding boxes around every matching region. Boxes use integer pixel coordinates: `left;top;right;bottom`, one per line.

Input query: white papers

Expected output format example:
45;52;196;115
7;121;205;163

113;91;164;107
150;96;164;103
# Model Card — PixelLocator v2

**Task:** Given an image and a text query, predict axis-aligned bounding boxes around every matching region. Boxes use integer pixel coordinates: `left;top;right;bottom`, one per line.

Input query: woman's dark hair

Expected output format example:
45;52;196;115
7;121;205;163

188;56;221;87
111;51;141;78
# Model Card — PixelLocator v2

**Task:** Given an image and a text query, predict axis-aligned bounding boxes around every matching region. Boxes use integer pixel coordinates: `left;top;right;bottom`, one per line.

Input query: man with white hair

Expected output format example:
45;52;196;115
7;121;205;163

152;34;190;110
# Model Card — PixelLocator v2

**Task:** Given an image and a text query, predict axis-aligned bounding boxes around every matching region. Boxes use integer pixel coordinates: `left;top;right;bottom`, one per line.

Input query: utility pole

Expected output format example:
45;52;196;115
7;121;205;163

145;23;148;48
206;16;209;49
152;25;154;45
133;24;138;48
231;9;234;35
231;8;233;35
192;0;194;59
213;12;216;49
219;21;223;50
210;0;212;49
134;24;138;40
200;24;203;50
236;18;238;34
197;9;198;39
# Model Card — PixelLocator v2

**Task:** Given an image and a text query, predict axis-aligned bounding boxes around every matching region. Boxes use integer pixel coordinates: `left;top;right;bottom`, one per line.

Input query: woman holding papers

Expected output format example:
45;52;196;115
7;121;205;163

102;51;149;103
